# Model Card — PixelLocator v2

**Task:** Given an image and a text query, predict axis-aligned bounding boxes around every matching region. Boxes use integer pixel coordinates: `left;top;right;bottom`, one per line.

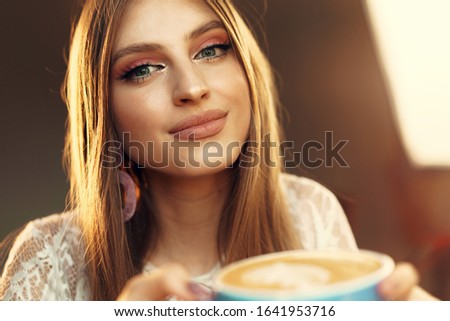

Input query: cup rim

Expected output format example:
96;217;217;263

214;249;395;300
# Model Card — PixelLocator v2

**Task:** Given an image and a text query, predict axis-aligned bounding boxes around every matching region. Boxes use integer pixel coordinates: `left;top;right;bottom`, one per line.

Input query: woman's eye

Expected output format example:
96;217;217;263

194;43;231;61
121;64;164;82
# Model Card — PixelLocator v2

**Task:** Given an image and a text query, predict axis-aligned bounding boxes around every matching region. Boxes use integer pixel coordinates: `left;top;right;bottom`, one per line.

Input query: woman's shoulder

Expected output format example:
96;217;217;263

1;212;88;300
15;212;82;248
280;172;338;204
279;172;341;222
279;172;358;250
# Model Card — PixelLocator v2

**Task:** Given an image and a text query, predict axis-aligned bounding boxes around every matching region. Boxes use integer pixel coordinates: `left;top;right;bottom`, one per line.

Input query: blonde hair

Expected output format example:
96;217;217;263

63;0;299;300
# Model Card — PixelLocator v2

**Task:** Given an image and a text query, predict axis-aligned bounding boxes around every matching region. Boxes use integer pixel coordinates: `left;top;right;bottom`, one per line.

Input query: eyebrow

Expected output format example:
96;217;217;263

112;20;226;64
188;20;225;41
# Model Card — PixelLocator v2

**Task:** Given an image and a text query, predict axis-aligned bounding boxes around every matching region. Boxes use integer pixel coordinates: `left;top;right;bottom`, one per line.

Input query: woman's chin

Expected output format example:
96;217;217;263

148;160;234;178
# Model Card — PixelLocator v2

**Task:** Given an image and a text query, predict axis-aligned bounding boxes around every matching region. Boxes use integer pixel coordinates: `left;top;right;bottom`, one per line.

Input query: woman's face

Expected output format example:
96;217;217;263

110;0;251;176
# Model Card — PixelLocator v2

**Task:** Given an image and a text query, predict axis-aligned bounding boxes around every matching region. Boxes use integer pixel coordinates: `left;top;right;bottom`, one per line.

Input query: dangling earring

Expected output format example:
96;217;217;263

118;170;137;222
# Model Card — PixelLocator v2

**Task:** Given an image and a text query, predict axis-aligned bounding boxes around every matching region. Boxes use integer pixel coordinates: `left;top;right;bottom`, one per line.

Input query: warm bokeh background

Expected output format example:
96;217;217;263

1;0;449;299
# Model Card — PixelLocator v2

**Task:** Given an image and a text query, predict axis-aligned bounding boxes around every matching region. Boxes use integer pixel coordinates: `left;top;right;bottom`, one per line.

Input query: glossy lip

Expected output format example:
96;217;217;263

169;109;228;140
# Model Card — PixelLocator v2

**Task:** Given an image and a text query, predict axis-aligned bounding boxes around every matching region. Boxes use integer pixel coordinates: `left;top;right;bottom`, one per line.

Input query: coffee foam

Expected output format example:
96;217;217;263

241;262;331;290
220;255;382;292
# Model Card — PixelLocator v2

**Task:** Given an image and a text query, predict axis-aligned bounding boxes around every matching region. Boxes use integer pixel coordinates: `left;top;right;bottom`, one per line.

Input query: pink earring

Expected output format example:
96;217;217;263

118;170;137;222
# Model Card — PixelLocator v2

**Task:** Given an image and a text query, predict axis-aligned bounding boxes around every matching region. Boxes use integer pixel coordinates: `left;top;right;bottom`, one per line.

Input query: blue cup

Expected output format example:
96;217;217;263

214;250;394;301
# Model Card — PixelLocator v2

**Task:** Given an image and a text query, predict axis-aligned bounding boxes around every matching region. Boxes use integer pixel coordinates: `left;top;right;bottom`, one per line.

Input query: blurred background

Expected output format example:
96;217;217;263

0;0;449;299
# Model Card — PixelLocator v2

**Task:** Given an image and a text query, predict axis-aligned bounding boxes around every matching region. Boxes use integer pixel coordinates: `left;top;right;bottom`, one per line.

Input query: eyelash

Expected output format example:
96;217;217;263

194;42;231;61
119;63;163;82
119;42;232;83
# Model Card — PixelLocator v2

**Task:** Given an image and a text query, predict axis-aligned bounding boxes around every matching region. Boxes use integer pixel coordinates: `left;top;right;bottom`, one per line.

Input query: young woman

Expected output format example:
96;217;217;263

0;0;434;301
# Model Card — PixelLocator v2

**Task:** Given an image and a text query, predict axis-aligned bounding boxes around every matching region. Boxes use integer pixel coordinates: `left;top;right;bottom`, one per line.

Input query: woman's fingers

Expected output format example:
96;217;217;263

378;262;419;300
407;286;439;301
118;263;200;301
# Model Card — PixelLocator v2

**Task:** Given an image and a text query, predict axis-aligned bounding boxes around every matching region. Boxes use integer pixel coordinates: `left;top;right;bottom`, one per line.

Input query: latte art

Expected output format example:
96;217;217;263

241;262;331;290
220;255;382;291
215;250;395;300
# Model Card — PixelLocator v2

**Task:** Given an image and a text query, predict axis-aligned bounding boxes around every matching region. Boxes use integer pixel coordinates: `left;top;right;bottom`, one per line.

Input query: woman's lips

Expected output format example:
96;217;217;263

169;109;228;140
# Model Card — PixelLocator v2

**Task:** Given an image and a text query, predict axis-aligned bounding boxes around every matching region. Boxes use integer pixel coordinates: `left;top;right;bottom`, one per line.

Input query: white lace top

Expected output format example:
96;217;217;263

0;173;357;300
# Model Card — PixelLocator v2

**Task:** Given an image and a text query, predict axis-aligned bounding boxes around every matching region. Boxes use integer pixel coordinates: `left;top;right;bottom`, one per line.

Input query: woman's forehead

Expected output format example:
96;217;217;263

113;0;221;50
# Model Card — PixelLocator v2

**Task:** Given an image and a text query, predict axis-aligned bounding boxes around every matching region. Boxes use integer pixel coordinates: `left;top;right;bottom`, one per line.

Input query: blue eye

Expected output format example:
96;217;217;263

121;64;164;82
194;43;231;61
130;66;151;80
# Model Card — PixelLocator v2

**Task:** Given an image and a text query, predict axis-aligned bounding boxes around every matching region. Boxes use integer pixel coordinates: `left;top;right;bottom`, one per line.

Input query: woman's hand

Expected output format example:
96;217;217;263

117;263;212;301
377;262;438;300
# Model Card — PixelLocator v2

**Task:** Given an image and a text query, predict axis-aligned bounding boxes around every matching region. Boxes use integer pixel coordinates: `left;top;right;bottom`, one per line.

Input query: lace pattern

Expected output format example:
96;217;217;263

0;214;89;300
281;174;357;250
0;173;357;300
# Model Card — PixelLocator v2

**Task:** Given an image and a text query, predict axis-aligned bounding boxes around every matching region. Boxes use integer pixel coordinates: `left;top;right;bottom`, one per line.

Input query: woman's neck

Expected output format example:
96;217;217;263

144;169;232;276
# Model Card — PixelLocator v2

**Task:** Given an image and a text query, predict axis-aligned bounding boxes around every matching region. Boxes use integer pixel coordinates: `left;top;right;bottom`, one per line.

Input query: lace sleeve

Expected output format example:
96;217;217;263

281;173;358;251
0;214;89;300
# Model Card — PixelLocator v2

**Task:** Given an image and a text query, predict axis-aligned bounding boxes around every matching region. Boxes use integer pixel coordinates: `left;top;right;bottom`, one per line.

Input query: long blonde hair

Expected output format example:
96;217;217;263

63;0;299;300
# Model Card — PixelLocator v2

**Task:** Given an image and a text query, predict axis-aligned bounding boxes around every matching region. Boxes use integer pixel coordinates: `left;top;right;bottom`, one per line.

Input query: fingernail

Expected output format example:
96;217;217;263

188;282;214;301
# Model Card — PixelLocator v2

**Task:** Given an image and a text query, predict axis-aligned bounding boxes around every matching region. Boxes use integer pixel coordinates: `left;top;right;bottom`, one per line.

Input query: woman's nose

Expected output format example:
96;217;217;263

172;64;210;106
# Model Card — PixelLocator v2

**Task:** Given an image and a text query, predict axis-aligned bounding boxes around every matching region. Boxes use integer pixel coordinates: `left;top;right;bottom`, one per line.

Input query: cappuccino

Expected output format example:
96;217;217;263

221;256;381;291
215;250;394;300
